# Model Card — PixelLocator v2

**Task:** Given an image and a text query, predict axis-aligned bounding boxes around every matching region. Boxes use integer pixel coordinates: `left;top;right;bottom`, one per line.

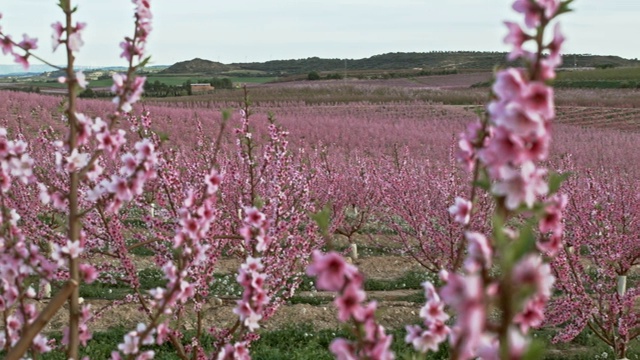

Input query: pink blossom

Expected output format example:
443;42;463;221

475;334;500;360
243;309;262;331
504;21;530;60
66;149;90;172
448;196;472;225
334;282;366;321
136;351;155;360
492;68;526;102
547;23;564;60
18;34;38;50
479;126;525;172
537;0;561;19
456;136;475;172
120;153;138;176
492;162;548;209
134;0;153;21
13;53;30;70
118;332;139;354
411;329;442;353
38;183;51;204
51;21;64;51
490;101;545;137
1;35;13;55
135;139;154;159
68;28;85;52
243;206;266;227
97;129;126;158
62;240;84;259
539;52;562;80
108;175;133;202
537;232;562;257
79;263;99;283
420;299;449;324
76;113;93;145
512;255;555;298
307;250;358;291
539;193;567;235
508;327;530;357
329;338;357;360
76;71;88;89
521;81;555;121
156;322;170;345
514;296;546;333
464;231;492;272
439;273;483;310
205;168;223;194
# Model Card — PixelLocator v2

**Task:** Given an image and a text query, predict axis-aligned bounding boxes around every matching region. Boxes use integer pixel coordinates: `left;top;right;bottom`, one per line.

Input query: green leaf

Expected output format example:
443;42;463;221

58;0;69;10
522;338;546;360
492;212;506;247
556;0;575;16
222;109;231;122
310;204;332;238
253;195;264;210
473;178;490;191
548;171;571;195
509;221;537;263
138;56;152;69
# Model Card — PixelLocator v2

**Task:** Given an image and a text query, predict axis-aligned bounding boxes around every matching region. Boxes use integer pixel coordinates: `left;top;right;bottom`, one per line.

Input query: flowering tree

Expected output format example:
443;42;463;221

546;168;640;359
308;0;574;359
0;1;322;359
380;147;492;272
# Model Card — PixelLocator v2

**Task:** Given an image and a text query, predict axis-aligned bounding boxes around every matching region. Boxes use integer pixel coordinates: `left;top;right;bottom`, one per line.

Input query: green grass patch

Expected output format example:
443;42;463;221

252;324;447;360
364;270;432;291
9;324;438;359
227;76;277;84
557;67;640;81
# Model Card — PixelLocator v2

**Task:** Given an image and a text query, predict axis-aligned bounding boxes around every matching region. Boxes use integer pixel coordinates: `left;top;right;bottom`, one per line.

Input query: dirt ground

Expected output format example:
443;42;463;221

39;255;427;334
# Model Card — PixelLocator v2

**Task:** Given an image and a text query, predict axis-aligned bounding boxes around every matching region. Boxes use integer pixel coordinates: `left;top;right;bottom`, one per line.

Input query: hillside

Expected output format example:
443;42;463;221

160;58;232;74
161;52;640;76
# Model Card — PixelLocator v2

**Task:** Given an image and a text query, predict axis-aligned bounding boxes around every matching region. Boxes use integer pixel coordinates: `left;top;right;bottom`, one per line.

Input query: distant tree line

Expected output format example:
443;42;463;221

77;77;235;99
235;52;640;75
143;77;234;97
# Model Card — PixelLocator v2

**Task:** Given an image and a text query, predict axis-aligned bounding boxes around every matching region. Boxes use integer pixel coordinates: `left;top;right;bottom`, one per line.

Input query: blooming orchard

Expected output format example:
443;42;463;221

0;0;637;359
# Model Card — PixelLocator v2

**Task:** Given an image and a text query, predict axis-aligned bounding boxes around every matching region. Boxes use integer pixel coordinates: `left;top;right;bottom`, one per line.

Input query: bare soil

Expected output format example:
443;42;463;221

38;255;427;334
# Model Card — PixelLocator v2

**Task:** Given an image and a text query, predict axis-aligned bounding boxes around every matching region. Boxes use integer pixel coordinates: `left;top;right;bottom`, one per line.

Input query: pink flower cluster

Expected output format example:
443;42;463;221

0;290;50;353
405;282;450;353
88;137;157;212
0;129;59;356
62;305;93;347
0;14;38;69
0;127;34;187
121;0;152;63
51;20;86;53
111;323;156;359
427;0;571;358
112;167;222;359
216;341;250;360
307;251;395;360
112;73;147;113
111;0;152;113
233;207;270;329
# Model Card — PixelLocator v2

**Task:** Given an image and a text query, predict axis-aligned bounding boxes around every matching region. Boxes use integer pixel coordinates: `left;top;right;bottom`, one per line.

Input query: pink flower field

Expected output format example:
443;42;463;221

0;0;639;359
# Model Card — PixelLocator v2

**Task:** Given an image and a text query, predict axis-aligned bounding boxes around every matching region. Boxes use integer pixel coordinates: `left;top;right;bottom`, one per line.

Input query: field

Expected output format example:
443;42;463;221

0;74;278;93
1;69;639;359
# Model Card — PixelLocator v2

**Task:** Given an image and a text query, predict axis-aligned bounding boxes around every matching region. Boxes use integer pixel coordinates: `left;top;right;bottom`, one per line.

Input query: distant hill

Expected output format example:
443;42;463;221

160;58;231;74
160;52;640;76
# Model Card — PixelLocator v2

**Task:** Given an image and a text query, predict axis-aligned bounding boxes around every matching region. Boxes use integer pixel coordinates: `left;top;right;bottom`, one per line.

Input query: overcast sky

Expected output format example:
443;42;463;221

0;0;638;67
